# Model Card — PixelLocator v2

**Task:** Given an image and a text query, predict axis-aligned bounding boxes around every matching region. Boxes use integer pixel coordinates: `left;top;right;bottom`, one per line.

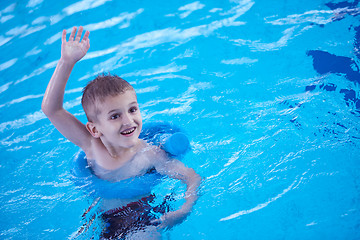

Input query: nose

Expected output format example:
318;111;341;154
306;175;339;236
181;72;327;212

122;112;133;126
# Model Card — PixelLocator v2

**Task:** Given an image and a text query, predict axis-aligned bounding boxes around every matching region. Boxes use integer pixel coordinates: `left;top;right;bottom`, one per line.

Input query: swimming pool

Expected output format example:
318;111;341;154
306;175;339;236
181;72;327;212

1;0;360;239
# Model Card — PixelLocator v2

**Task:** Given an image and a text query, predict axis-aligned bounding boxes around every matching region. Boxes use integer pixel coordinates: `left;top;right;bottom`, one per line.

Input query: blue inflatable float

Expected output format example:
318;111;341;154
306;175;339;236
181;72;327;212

71;121;190;199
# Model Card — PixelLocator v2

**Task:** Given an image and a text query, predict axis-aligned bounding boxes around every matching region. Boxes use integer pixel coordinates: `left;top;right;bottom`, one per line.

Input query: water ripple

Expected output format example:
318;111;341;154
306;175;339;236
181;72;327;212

0;58;17;71
220;178;298;221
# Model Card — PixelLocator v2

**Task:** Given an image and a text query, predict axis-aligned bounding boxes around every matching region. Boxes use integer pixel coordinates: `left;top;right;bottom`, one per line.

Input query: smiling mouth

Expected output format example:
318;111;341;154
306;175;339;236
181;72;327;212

121;127;136;136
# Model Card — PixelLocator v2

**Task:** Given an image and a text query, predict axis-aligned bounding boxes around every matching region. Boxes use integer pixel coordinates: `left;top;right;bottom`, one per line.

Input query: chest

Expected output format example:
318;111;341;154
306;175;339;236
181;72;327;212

89;150;155;182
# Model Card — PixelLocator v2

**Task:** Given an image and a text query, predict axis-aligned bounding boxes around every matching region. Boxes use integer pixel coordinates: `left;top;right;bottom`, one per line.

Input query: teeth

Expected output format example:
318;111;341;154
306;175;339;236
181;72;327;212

122;127;135;135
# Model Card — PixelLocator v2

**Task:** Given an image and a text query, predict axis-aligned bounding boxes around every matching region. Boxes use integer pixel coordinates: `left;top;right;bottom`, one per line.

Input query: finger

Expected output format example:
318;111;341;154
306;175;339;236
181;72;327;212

150;219;161;226
75;26;83;42
159;224;169;231
61;29;67;43
81;30;90;43
69;26;77;41
155;222;165;230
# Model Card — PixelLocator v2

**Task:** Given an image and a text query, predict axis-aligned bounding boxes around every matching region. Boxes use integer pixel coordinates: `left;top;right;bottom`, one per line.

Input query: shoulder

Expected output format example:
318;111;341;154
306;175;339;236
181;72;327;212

82;137;106;161
143;141;167;158
138;141;168;165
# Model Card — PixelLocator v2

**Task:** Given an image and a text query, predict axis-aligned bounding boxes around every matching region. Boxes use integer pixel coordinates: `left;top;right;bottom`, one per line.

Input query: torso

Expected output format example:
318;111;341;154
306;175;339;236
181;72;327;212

82;138;168;211
84;138;163;182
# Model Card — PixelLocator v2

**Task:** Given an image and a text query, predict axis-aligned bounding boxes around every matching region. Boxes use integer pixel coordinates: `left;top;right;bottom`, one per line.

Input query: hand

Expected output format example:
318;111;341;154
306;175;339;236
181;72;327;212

152;209;190;231
61;26;90;65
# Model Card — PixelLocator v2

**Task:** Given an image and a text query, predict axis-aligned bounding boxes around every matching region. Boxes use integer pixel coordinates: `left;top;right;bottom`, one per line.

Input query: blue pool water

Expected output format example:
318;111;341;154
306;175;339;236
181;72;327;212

1;0;360;239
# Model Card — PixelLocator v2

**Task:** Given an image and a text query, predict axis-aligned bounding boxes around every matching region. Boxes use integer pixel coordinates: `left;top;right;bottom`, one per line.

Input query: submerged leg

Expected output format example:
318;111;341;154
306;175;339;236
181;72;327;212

126;225;161;240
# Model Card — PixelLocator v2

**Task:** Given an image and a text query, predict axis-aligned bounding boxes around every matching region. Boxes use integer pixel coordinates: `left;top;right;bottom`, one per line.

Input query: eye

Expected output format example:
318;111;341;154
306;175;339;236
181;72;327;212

129;106;138;113
110;113;120;120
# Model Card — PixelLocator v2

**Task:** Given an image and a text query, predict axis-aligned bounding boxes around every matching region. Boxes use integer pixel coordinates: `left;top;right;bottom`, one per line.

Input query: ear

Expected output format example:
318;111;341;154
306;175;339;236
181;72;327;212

86;122;102;138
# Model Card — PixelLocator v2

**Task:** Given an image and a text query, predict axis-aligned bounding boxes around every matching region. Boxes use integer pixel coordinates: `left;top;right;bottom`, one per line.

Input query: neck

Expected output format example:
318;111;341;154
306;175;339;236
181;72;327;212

101;138;142;160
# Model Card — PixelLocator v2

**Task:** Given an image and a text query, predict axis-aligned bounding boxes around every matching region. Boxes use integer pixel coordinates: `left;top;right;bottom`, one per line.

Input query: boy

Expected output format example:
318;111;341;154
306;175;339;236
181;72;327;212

42;26;201;237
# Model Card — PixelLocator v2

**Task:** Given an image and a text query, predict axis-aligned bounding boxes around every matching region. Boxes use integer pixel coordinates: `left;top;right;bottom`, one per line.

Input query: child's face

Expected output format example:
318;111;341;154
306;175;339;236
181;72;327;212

92;90;142;149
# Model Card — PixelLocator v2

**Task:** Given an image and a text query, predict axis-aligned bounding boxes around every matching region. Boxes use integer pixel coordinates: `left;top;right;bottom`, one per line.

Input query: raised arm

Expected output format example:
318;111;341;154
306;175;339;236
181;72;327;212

42;26;91;149
154;157;201;230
